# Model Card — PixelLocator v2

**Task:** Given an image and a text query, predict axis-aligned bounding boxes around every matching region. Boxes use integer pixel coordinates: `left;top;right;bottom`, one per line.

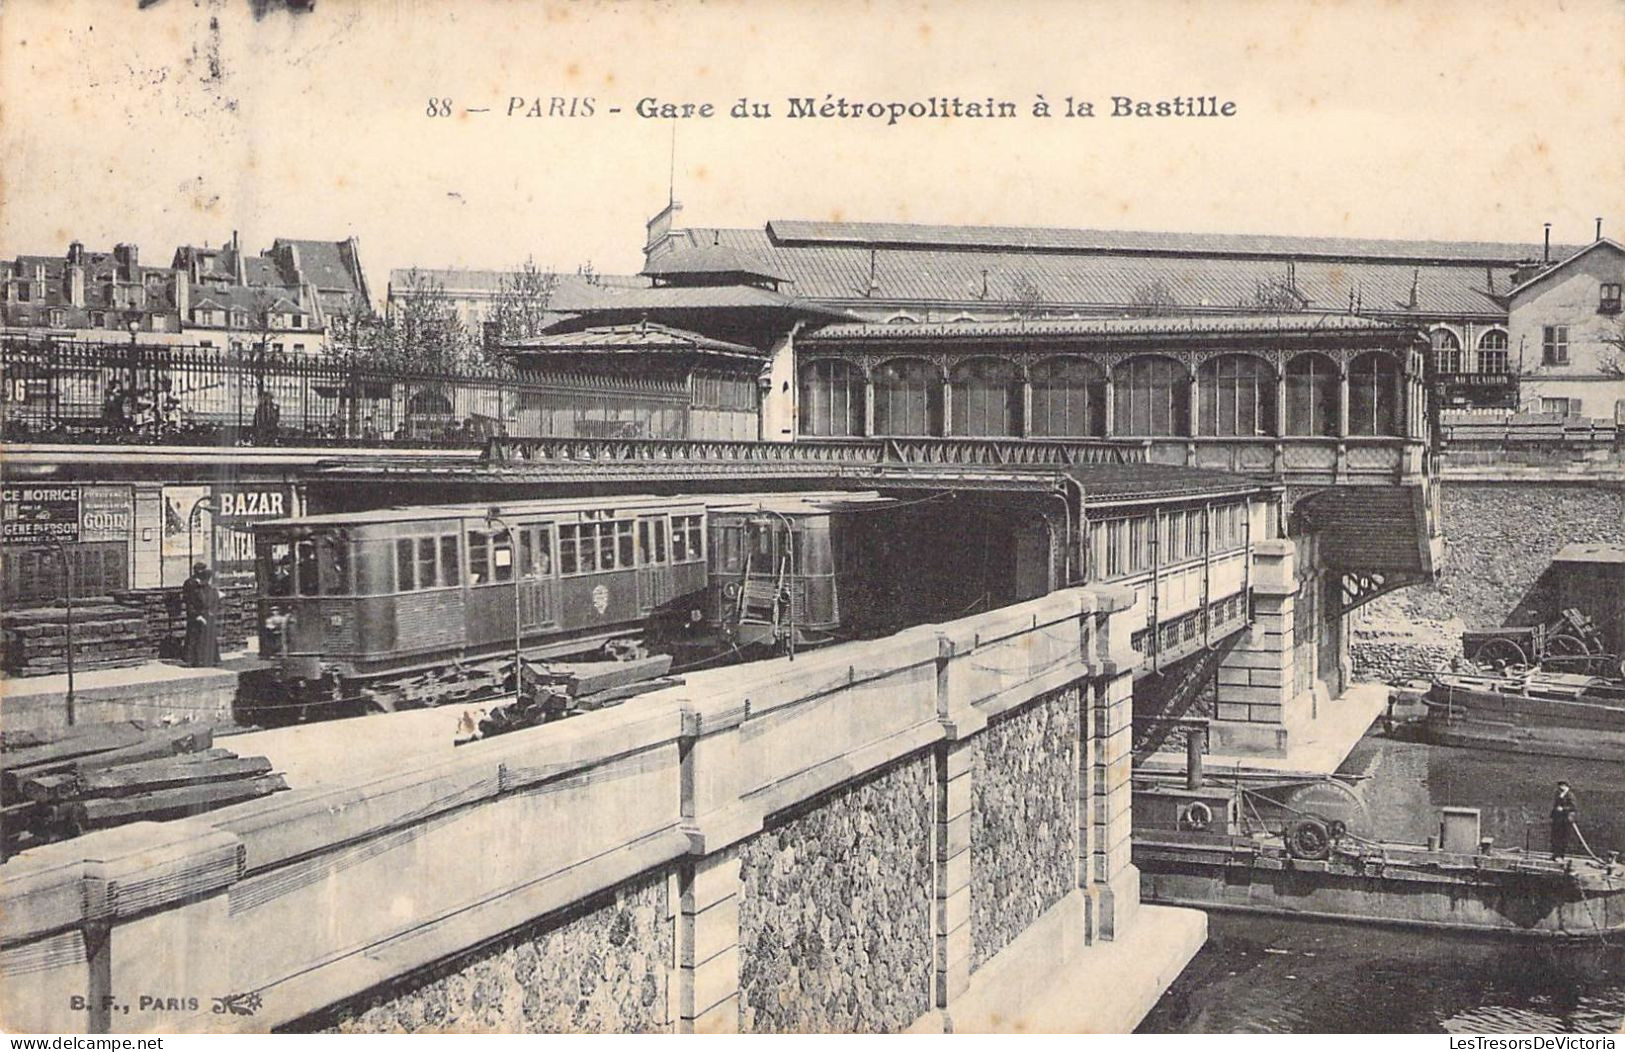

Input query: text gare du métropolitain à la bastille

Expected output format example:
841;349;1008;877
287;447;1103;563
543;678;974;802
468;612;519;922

491;94;1238;124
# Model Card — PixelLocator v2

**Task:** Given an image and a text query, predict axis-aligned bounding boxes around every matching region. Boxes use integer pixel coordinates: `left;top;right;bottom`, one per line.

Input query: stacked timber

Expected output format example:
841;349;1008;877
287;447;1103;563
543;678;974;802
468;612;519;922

469;655;679;742
0;588;252;676
0;721;287;859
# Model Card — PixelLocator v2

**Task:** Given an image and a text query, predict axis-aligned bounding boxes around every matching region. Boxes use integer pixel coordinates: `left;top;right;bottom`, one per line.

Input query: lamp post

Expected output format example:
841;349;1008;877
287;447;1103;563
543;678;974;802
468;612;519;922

486;509;523;699
186;496;216;575
50;539;76;727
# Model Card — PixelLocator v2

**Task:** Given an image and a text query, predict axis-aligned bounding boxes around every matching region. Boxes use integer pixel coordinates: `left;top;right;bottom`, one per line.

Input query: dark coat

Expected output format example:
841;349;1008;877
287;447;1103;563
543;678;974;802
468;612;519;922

182;574;222;668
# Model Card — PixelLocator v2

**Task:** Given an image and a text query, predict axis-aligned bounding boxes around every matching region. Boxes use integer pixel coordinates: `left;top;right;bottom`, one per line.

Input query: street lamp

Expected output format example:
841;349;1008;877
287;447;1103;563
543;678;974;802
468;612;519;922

186;496;216;574
486;509;524;700
50;539;76;727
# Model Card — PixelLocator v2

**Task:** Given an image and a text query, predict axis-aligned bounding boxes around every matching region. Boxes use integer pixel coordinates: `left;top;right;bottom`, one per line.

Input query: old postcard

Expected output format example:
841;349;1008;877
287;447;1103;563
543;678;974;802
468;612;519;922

1;0;1623;1040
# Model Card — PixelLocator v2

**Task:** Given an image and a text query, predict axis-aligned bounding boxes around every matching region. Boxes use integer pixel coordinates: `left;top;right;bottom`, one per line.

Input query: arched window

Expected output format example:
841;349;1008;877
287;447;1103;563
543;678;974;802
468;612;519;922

1348;352;1399;436
872;357;942;436
1284;353;1339;436
1113;355;1190;436
949;357;1022;436
798;358;866;437
1030;356;1107;437
1430;328;1462;373
1477;329;1509;374
1197;354;1277;436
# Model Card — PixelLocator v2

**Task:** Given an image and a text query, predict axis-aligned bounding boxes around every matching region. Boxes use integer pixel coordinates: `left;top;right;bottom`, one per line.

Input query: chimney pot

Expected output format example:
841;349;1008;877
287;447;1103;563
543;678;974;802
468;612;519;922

1543;223;1551;263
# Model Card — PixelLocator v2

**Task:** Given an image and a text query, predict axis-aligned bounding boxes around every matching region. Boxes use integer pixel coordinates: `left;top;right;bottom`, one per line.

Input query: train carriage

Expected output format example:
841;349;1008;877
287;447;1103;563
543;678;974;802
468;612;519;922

249;491;899;716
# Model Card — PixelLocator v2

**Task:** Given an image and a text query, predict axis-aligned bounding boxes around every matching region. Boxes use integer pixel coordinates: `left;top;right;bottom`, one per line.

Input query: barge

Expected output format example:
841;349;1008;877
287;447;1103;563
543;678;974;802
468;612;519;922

1411;671;1625;763
1133;776;1624;938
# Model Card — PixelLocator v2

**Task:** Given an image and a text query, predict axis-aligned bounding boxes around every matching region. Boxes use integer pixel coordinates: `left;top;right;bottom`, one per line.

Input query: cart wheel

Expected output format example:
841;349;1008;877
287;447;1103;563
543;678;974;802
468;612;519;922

1546;633;1594;658
1473;637;1526;669
1286;818;1333;861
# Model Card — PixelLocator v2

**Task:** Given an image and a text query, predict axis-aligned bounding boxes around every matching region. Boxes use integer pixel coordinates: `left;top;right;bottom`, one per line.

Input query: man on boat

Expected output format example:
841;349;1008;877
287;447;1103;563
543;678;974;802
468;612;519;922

1550;781;1579;860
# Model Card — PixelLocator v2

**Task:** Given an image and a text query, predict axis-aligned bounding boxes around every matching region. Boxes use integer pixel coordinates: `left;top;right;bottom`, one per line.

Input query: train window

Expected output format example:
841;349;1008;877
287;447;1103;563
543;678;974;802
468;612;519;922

266;542;294;597
687;517;704;562
617;522;634;568
519;530;534;578
396;538;416;592
441;535;461;585
654;519;667;563
323;537;352;595
535;527;552;576
492;533;513;582
578;524;598;573
559;525;578;575
671;520;687;562
671;514;703;563
469;531;490;584
598;524;616;570
417;537;438;589
296;539;320;596
638;521;650;565
356;542;391;595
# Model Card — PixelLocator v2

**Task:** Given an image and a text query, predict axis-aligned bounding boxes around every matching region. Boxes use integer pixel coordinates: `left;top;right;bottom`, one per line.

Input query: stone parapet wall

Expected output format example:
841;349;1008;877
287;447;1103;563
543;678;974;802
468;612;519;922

0;587;1147;1036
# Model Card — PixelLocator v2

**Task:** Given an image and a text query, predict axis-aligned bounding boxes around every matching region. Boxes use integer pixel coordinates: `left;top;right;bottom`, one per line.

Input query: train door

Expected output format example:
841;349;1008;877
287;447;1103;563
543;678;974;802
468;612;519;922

636;514;671;614
517;522;558;629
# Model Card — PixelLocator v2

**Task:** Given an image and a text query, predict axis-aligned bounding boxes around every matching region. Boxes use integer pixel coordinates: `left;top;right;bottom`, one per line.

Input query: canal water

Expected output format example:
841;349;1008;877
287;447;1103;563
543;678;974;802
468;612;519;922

1138;732;1625;1034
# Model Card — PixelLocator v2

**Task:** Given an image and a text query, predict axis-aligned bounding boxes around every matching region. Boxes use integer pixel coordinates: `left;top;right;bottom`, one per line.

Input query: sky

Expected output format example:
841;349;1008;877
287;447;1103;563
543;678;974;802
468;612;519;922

2;0;1622;301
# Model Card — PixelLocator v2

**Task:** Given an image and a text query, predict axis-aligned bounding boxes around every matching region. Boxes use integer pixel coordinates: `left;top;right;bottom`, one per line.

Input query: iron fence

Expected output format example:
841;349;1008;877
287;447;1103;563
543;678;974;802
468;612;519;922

0;338;695;447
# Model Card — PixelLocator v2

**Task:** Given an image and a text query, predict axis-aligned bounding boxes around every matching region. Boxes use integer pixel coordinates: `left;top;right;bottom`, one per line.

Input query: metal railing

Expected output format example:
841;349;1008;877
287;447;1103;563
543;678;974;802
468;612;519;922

0;338;694;448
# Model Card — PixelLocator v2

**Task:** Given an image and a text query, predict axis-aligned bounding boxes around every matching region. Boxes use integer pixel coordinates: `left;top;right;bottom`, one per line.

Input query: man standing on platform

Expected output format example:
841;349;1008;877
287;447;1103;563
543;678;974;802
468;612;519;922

183;562;222;668
1550;780;1579;861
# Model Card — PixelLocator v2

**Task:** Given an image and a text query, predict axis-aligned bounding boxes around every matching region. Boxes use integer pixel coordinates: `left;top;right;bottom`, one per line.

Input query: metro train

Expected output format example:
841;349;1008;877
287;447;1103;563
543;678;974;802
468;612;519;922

249;491;902;715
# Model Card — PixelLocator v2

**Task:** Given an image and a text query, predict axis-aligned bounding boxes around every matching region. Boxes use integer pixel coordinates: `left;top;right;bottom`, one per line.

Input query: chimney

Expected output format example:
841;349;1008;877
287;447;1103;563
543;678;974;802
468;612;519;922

175;274;190;319
232;231;246;285
67;241;84;266
114;243;138;279
1543;223;1551;263
68;264;84;308
1598;217;1605;242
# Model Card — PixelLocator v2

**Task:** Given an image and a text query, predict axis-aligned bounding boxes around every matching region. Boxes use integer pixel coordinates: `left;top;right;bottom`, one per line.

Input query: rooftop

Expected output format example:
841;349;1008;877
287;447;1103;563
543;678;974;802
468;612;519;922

803;312;1416;343
503;322;765;360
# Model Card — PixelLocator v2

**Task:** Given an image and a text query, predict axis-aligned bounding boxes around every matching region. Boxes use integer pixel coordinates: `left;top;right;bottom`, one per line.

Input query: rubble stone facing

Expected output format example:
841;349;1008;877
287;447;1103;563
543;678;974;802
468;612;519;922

306;870;673;1034
1355;482;1625;679
970;685;1080;972
735;753;934;1033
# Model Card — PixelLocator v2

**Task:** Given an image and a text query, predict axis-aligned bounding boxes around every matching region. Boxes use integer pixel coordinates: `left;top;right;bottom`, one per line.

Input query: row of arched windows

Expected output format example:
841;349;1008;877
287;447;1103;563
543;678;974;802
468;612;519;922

1430;327;1510;374
799;352;1403;439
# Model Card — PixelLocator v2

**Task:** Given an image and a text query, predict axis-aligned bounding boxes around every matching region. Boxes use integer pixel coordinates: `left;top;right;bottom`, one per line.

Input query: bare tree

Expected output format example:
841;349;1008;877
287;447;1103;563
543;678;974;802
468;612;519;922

1008;271;1046;318
1128;278;1178;317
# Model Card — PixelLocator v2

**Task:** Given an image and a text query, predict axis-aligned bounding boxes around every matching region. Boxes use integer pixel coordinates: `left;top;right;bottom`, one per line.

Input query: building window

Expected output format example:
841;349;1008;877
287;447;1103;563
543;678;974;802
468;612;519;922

1477;330;1509;374
1197;353;1277;437
1284;353;1339;436
1601;283;1622;314
1540;397;1579;417
1542;325;1569;365
90;312;106;328
48;308;66;327
872;357;942;436
1030;356;1107;438
1430;328;1462;373
291;314;305;329
1348;352;1399;436
17;283;29;303
798;358;866;437
948;356;1022;437
1113;355;1190;436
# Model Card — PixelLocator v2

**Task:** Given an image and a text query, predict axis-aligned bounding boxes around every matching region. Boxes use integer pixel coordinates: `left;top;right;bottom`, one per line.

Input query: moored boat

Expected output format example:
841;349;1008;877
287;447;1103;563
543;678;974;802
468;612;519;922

1133;778;1625;938
1413;671;1625;762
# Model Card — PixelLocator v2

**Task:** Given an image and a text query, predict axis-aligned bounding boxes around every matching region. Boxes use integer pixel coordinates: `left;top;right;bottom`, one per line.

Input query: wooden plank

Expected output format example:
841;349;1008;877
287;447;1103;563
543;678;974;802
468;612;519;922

79;757;272;797
70;775;288;829
573;677;684;710
554;655;673;696
2;727;216;798
0;723;148;767
17;773;80;804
